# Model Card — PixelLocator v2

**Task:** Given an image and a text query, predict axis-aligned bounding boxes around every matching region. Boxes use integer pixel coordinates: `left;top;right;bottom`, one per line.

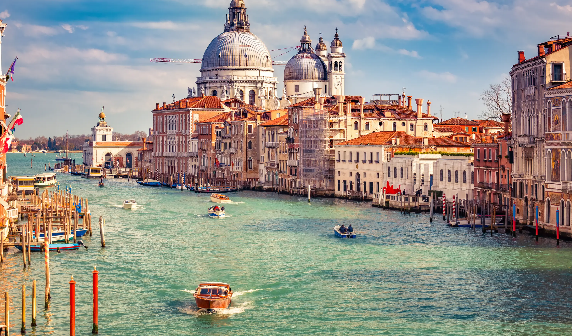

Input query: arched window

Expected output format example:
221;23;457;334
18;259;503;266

393;122;397;131
212;90;218;97
394;167;397;178
455;170;459;183
249;90;256;105
564;100;569;132
409;123;414;131
568;101;572;131
388;166;391;177
400;167;404;178
334;61;339;71
424;123;428;132
247;141;252;150
440;169;443;181
448;170;451;182
339;62;343;71
463;170;467;183
354;121;358;130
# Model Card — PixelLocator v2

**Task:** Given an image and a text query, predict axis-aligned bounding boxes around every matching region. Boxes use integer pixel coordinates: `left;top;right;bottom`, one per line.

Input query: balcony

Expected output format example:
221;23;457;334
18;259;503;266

266;142;279;148
266;162;277;169
477;182;492;189
287;159;299;166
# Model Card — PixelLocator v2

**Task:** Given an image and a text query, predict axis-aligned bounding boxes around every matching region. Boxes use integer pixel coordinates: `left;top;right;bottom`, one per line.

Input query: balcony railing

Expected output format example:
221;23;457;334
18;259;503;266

477;182;492;189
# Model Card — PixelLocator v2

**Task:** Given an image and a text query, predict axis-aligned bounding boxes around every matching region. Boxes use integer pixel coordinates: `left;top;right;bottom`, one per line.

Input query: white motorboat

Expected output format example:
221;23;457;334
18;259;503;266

208;206;226;218
210;193;232;203
123;200;137;209
34;173;57;188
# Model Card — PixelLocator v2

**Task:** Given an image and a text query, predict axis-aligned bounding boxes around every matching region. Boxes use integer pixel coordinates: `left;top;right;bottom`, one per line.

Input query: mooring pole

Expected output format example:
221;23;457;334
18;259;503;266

512;203;516;237
556;208;560;246
92;267;99;334
307;185;311;203
44;241;50;309
31;280;37;327
535;205;539;242
5;292;9;336
99;217;106;248
21;285;26;334
70;276;76;336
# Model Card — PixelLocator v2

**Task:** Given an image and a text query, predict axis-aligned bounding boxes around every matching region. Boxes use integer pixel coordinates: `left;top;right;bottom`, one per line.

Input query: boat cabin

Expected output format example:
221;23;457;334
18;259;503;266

34;173;57;187
12;176;35;194
85;167;103;179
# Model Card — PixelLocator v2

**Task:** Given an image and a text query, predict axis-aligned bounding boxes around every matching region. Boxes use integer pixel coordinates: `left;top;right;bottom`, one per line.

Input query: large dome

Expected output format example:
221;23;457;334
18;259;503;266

284;53;327;81
201;31;273;71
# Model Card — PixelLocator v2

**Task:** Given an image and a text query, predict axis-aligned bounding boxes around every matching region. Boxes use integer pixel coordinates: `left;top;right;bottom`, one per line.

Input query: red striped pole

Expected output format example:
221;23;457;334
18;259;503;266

92;267;99;334
556;209;560;246
442;193;446;220
70;276;76;336
452;195;456;224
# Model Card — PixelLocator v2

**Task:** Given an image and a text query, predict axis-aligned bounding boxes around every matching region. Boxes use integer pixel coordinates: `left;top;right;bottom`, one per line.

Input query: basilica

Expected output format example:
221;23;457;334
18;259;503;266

195;0;345;108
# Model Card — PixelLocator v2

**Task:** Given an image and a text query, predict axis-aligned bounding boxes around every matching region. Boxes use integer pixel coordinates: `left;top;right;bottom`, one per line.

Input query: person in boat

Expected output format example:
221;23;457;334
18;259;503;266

221;207;225;211
339;225;347;233
347;224;353;233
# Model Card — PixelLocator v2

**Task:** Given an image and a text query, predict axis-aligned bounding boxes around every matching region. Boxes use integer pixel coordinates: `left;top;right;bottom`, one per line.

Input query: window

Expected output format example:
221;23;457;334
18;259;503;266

249;90;256;105
440;169;443;181
388;166;391;177
494;149;498;161
376;152;379;162
488;149;492;161
400;167;404;178
295;85;300;93
472;127;477;132
338;180;340;191
369;182;373;194
102;135;107;141
354;121;359;130
455;170;459;183
247;141;252;150
365;122;370;130
349;152;353;161
463;171;467;183
248;157;253;170
465;127;469;132
212;90;218;97
553;63;564;82
337;152;340;162
356;152;360;162
394;167;397;177
424;123;428;132
248;124;253;134
471;171;474;184
393;122;397;131
477;149;480;160
401;122;405;126
448;170;451;182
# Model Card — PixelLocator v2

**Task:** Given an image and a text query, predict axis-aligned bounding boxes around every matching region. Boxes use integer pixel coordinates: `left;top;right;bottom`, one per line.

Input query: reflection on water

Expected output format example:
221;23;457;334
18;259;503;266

2;153;572;335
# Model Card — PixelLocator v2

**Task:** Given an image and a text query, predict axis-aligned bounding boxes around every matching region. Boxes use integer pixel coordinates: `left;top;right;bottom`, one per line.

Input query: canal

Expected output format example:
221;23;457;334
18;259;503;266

2;153;572;335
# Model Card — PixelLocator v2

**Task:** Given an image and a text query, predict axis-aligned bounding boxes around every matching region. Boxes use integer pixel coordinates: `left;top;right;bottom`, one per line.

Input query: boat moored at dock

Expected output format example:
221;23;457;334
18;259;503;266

85;167;103;179
137;179;162;187
193;283;233;312
16;241;85;252
34;172;57;188
210;194;231;203
11;176;36;194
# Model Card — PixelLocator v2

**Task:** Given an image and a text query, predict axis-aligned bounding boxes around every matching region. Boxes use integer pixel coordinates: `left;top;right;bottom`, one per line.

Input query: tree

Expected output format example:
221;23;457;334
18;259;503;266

48;137;53;150
479;76;512;121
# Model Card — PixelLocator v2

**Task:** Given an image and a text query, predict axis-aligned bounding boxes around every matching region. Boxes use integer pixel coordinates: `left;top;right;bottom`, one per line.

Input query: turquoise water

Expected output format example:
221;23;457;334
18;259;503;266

2;153;572;335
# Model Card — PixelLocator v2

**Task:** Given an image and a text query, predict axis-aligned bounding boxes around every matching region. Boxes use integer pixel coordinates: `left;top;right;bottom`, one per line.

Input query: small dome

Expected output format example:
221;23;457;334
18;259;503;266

316;36;327;51
331;28;343;48
300;26;312;44
230;0;245;7
201;31;273;71
284;53;327;81
99;112;106;120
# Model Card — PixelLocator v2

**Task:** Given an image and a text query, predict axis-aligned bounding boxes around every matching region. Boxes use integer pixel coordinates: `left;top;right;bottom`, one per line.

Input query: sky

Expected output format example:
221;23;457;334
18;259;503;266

1;0;572;138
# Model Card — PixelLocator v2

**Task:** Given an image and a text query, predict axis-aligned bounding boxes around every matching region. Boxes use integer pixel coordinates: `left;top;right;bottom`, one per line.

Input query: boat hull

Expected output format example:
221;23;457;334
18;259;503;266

208;213;226;218
194;296;232;310
334;226;356;238
123;203;136;210
15;243;81;252
210;195;232;203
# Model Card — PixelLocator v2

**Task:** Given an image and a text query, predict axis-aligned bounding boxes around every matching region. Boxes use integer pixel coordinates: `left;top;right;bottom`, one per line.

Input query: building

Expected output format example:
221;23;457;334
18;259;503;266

196;0;279;109
510;36;572;225
151;96;226;182
259;112;288;188
432;155;474;202
82;112;143;169
0;19;8;198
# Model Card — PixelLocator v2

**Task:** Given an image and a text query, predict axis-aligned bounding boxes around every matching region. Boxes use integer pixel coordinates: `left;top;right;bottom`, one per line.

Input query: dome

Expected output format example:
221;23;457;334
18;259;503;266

284;52;327;81
331;28;343;48
201;31;273;71
230;0;245;7
99;112;105;120
315;36;327;51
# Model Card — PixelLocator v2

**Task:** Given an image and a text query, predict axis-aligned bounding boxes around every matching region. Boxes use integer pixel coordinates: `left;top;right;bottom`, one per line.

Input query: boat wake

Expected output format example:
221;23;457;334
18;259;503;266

179;288;260;315
232;288;262;297
110;204;143;210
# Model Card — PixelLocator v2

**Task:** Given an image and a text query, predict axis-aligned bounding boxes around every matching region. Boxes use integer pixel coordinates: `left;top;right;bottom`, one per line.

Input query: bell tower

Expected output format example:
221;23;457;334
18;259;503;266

92;109;113;143
327;28;345;96
225;0;250;32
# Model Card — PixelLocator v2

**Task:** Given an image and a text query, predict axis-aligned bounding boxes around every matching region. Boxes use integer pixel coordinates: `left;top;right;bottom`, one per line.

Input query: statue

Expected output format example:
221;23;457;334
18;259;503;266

221;85;228;101
200;86;205;97
187;87;193;98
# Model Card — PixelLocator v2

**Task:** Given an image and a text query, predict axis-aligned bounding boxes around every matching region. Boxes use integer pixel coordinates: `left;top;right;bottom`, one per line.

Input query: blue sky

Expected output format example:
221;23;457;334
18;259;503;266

1;0;572;138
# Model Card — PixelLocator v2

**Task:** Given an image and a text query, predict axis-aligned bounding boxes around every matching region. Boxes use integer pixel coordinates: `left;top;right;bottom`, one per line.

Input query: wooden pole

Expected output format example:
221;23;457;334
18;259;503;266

31;280;36;327
70;276;76;336
92;266;99;334
22;227;27;270
44;241;50;309
429;194;434;222
0;231;4;264
21;285;25;334
535;205;539;242
99;217;106;248
5;292;9;336
307;185;311;203
73;210;78;243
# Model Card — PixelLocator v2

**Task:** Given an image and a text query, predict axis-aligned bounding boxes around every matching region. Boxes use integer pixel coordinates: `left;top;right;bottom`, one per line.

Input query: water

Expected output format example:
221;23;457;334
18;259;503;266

2;153;572;335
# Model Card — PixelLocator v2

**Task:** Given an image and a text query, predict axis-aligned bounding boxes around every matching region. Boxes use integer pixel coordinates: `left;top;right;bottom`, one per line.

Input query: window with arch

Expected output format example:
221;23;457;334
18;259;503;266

463;171;467;183
424;123;428;132
334;61;339;71
400;167;404;178
448;170;451;182
212;90;218;97
410;123;414;132
440;169;443;181
249;90;256;105
393;122;397;131
455;170;459;183
354;121;358;130
247;141;252;150
394;167;397;178
339;62;343;71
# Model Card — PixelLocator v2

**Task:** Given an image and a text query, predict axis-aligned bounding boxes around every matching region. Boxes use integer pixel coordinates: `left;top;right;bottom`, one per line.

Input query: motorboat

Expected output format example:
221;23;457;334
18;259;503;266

208;206;226;218
12;176;35;194
35;229;88;240
33;233;73;243
193;283;233;312
334;225;356;238
16;241;85;252
137;179;162;187
99;179;105;187
85;167;103;179
123;200;137;209
34;173;57;188
210;193;232;203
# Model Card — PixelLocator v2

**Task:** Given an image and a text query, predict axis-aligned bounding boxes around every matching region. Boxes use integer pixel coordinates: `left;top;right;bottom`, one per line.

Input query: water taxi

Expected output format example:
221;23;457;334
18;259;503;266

12;176;36;194
34;173;57;188
208;206;226;218
16;241;85;252
137;179;162;187
334;225;356;238
194;283;233;312
210;194;231;203
85;167;103;179
123;200;137;210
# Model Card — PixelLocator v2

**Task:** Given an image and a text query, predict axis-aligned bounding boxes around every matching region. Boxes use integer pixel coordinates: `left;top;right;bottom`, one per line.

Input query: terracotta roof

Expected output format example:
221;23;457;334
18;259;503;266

260;114;289;126
433;125;456;133
437;117;480;126
154;96;226;111
549;81;572;90
337;131;401;146
202;112;232;123
476;119;504;128
337;131;469;148
93;141;143;148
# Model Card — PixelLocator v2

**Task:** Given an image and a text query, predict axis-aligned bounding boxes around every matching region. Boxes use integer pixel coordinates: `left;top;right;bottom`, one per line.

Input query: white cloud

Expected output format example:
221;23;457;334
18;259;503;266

62;24;74;33
418;70;457;83
0;10;9;20
15;23;59;37
352;36;376;50
398;49;421;58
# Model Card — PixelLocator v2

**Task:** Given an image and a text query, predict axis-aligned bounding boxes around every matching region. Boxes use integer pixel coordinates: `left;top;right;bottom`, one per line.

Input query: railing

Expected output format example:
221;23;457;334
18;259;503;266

477;182;492;189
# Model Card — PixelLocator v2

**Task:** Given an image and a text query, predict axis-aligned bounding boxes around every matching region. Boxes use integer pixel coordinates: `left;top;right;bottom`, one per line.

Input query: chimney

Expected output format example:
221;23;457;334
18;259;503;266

538;44;545;57
518;50;525;63
415;98;424;119
338;100;344;116
402;94;406;107
314;87;322;110
359;97;364;118
407;96;412;110
427;101;432;116
142;137;147;150
501;113;511;136
346;101;351;116
398;95;402;106
396;138;400;146
423;137;428;146
156;103;160;110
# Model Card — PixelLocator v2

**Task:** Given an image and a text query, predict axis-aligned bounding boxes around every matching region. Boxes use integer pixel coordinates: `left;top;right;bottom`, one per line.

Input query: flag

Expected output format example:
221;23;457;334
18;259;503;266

7;111;23;131
0;133;13;154
6;57;17;81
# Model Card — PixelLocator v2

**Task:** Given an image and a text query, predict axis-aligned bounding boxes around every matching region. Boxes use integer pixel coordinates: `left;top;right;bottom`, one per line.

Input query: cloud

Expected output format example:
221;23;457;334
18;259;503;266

0;10;9;20
129;21;200;31
398;49;421;58
352;36;376;50
418;70;457;83
14;23;59;37
61;24;89;33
